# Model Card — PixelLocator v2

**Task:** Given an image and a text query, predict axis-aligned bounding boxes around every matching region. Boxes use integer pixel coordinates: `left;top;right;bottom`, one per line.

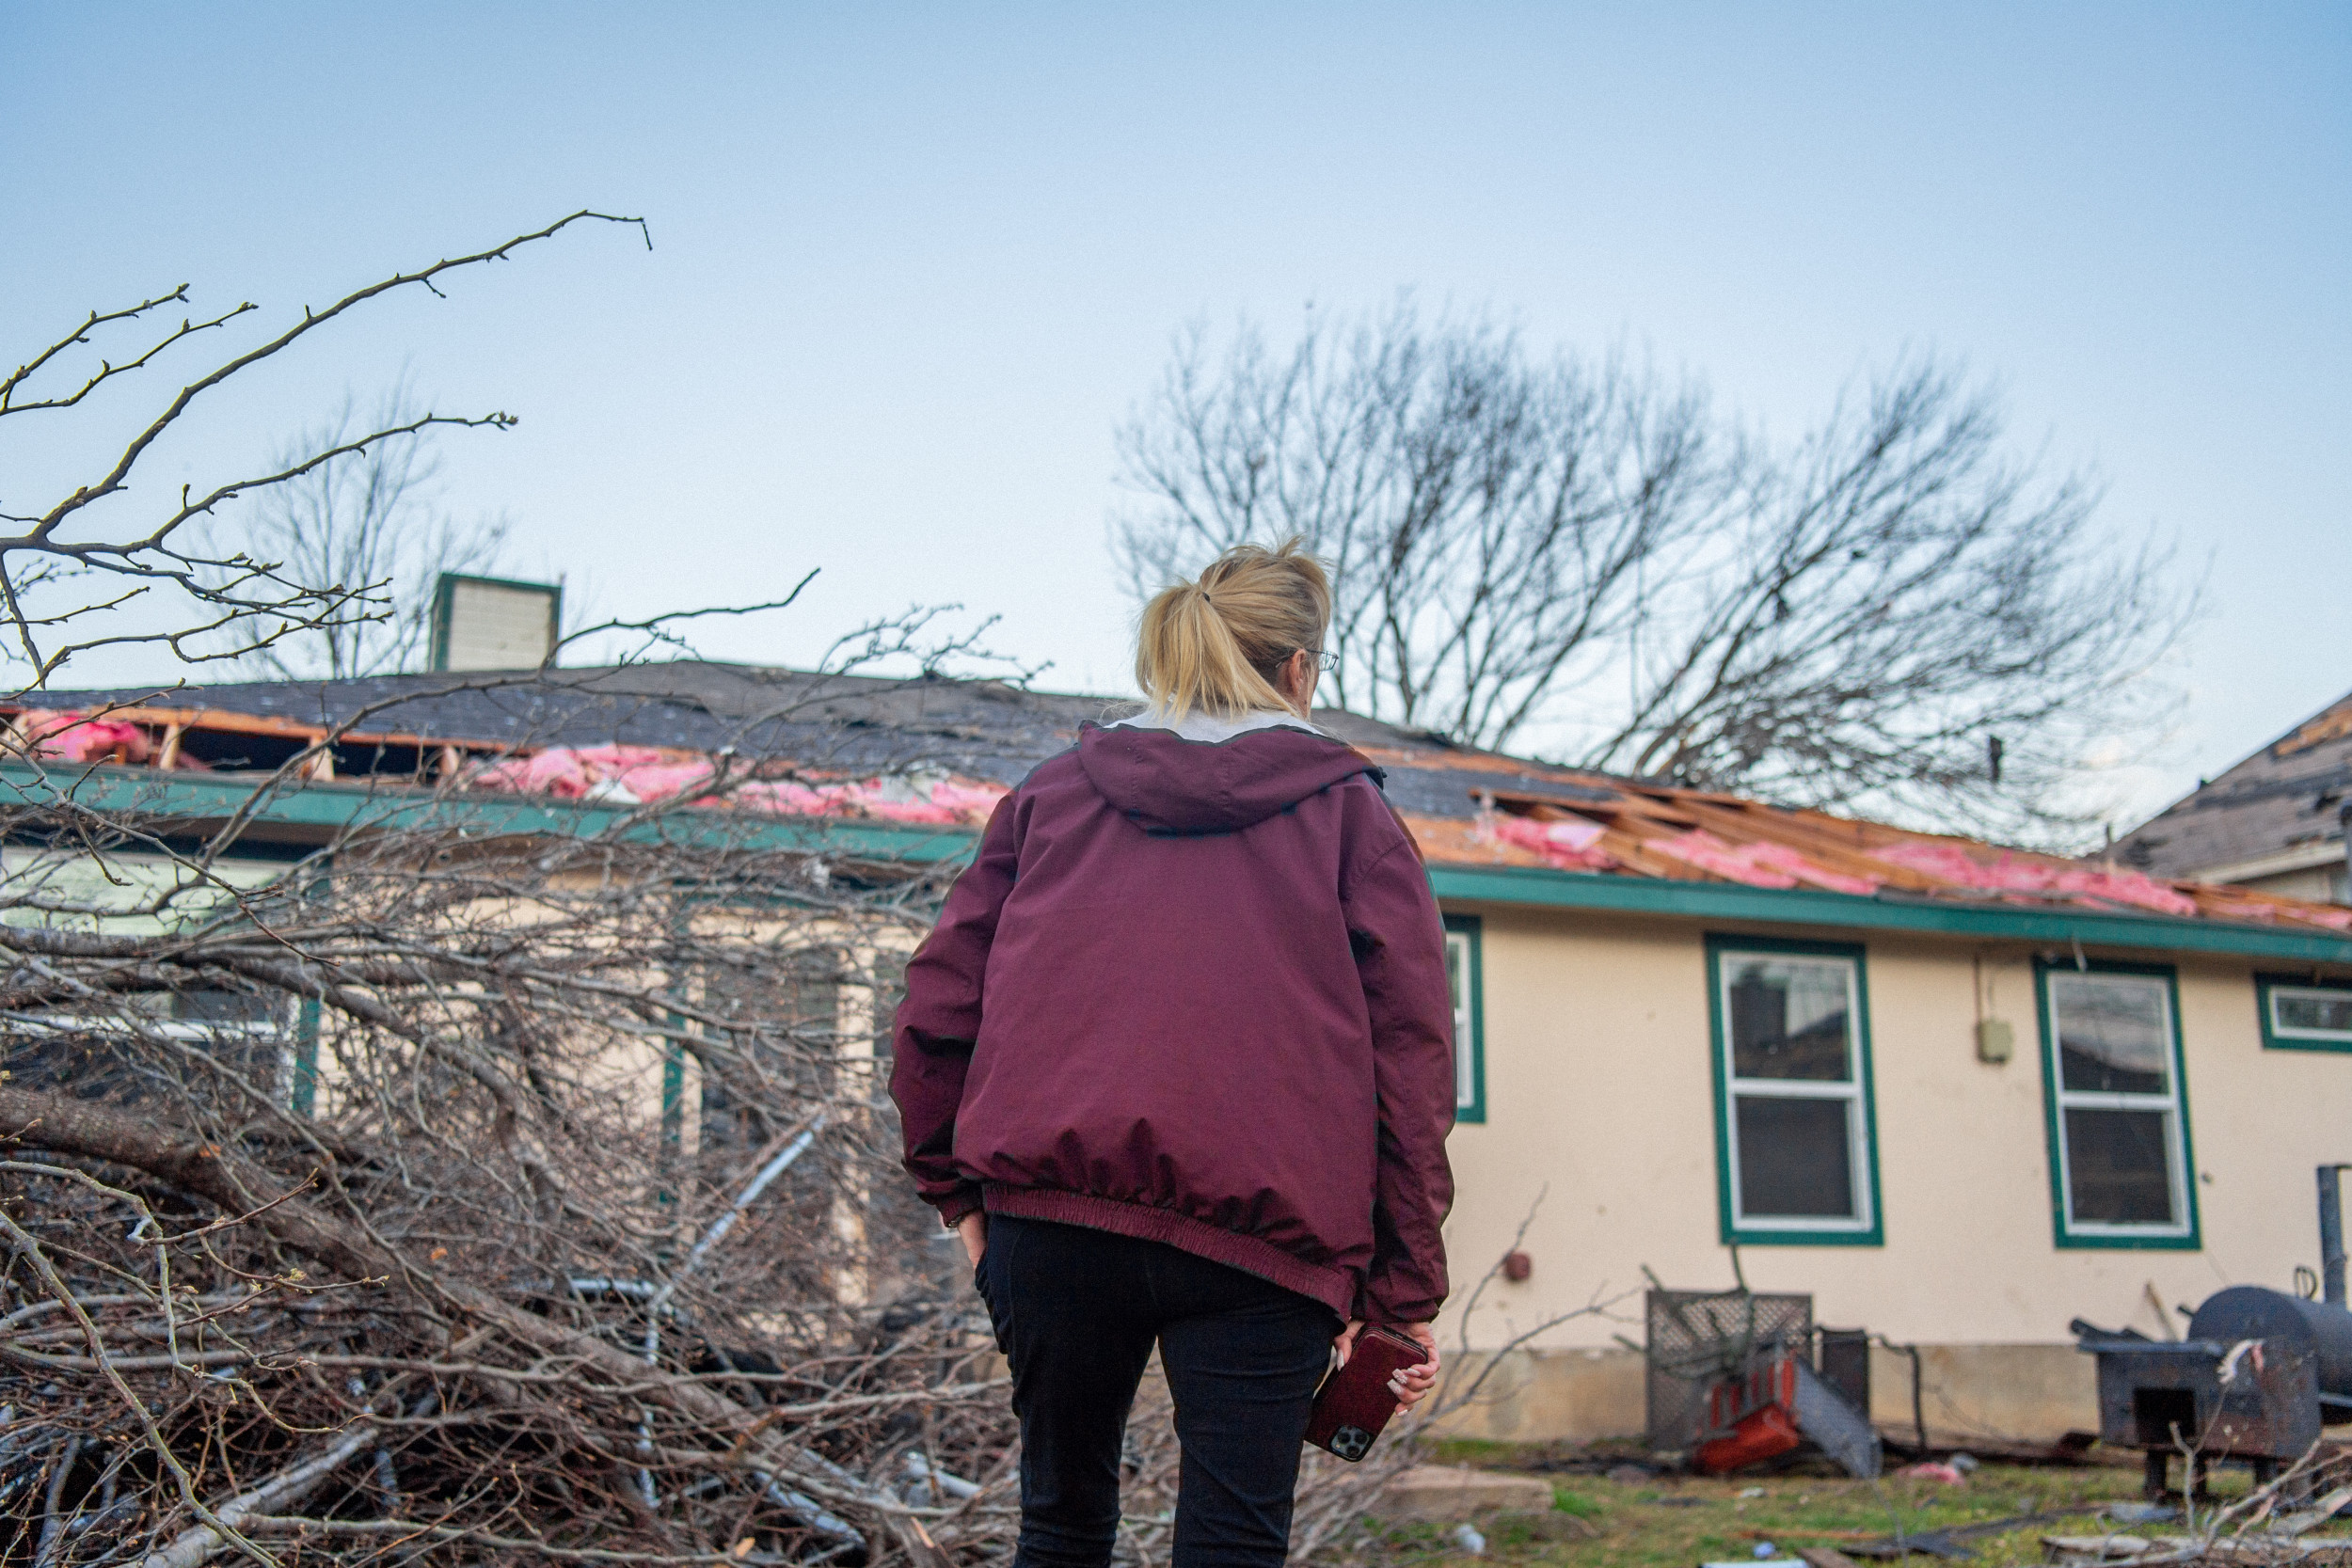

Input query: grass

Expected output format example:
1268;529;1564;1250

1375;1445;2352;1568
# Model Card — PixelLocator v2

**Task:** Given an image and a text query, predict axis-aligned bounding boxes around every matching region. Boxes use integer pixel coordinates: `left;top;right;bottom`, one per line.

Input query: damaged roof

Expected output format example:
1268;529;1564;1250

2111;688;2352;883
7;661;2348;942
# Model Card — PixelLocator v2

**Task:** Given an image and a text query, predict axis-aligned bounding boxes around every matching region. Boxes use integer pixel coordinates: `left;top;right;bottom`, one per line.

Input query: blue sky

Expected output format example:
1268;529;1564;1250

4;4;2345;831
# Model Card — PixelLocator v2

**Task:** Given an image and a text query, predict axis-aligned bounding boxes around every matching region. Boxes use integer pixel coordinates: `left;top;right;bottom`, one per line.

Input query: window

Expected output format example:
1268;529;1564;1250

1444;915;1486;1125
692;945;844;1157
0;847;310;1108
2036;962;2199;1248
2257;974;2352;1053
1707;937;1882;1244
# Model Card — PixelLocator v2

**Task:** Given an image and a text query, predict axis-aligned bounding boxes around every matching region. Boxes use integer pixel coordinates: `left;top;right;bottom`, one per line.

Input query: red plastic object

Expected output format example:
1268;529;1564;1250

1705;1353;1797;1431
1695;1403;1803;1473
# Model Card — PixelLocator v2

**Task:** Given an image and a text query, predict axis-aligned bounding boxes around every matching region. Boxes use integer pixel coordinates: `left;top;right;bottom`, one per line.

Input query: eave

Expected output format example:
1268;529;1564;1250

1428;863;2352;967
11;763;2350;967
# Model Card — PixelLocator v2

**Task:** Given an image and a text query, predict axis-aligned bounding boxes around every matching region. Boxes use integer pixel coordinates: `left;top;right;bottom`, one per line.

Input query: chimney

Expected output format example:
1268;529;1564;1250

430;574;561;673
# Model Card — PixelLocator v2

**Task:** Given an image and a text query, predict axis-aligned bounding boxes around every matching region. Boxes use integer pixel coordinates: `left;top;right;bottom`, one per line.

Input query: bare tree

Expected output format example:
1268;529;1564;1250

1114;305;2192;839
200;378;514;678
0;688;1013;1566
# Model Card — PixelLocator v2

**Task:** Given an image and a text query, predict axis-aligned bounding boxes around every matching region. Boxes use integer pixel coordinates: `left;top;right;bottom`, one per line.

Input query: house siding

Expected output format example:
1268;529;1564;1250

1431;904;2347;1442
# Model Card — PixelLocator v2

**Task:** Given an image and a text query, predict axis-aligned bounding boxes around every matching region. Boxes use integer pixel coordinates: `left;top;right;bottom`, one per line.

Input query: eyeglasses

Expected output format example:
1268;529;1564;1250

1304;648;1339;673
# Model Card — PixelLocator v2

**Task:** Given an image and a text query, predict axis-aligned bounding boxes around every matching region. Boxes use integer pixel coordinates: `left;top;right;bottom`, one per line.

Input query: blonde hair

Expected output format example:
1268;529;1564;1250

1135;538;1333;722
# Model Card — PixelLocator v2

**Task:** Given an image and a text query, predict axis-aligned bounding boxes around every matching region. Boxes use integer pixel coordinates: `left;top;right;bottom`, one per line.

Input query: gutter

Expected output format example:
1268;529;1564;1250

1427;863;2352;967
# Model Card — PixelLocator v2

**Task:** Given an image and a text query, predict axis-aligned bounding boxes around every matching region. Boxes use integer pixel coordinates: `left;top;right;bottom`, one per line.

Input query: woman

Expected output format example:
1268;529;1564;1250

890;540;1455;1568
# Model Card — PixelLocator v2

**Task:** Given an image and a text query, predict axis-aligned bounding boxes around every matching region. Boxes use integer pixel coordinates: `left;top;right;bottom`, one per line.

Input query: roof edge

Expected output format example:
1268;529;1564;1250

1428;863;2352;966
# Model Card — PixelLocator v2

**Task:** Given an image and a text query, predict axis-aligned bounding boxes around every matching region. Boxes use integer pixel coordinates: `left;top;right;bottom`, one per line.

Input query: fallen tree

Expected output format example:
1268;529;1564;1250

0;215;1537;1568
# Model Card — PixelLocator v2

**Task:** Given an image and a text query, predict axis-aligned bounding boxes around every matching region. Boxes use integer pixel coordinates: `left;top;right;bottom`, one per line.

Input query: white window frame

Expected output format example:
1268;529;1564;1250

2;847;300;1103
8;1001;298;1102
2042;967;2195;1244
2261;977;2352;1051
1712;942;1878;1240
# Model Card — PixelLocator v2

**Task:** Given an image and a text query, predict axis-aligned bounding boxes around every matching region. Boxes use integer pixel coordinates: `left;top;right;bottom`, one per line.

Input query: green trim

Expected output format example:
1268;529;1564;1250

1444;914;1486;1126
1704;933;1884;1247
291;996;321;1116
17;761;2343;972
0;762;979;864
2032;958;2201;1251
657;1038;686;1208
1427;863;2352;965
2256;973;2352;1053
429;572;564;673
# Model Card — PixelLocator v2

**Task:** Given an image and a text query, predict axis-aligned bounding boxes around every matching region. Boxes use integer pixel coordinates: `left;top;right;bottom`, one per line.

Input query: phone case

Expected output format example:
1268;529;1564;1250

1304;1325;1429;1461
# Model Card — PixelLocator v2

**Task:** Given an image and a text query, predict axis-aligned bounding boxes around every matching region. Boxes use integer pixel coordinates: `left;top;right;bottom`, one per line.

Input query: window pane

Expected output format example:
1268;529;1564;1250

174;990;285;1026
2064;1107;2176;1225
1727;958;1852;1081
2052;974;2169;1094
1735;1095;1856;1219
2277;989;2352;1037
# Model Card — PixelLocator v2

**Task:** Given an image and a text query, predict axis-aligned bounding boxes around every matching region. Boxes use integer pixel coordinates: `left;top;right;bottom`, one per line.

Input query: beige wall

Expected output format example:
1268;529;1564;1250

1431;903;2352;1440
1428;1343;2094;1446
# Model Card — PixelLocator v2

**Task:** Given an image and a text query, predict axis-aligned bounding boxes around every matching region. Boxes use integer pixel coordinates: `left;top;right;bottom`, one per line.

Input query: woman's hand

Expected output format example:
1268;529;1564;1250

957;1211;988;1268
1331;1320;1442;1410
1390;1322;1440;1409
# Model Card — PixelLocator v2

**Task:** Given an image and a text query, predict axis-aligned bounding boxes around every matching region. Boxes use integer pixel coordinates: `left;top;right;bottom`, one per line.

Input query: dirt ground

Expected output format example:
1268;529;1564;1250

1373;1442;2352;1567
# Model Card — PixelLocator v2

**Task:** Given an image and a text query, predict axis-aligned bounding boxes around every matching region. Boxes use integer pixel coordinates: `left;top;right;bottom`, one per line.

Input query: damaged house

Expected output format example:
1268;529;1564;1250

2112;686;2352;908
8;659;2352;1457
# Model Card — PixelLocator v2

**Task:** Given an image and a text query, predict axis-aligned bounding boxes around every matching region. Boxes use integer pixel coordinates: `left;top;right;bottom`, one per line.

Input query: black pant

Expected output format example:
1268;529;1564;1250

975;1215;1338;1568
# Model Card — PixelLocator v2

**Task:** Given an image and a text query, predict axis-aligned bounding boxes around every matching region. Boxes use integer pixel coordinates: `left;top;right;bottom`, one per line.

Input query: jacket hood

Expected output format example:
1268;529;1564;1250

1075;721;1383;835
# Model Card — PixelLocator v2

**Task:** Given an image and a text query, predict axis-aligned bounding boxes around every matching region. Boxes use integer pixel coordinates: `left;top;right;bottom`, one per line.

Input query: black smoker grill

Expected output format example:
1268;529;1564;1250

2074;1164;2352;1497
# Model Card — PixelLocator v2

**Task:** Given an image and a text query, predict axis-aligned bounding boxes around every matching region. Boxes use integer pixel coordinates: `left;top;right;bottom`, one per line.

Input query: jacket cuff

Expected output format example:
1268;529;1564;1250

936;1187;984;1229
1357;1279;1442;1326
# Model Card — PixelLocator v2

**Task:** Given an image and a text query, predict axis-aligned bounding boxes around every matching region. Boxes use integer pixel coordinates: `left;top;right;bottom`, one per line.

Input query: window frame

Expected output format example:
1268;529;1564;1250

10;995;305;1106
2033;958;2201;1250
2;844;314;1108
1443;915;1486;1126
1704;934;1883;1247
2255;974;2352;1053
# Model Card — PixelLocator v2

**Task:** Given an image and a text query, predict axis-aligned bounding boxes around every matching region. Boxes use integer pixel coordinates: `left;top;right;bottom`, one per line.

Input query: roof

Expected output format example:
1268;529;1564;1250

2111;688;2352;883
7;661;2350;964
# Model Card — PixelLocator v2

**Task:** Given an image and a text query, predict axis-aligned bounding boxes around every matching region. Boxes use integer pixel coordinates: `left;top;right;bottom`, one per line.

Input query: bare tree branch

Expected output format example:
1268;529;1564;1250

0;211;648;691
1114;307;2194;842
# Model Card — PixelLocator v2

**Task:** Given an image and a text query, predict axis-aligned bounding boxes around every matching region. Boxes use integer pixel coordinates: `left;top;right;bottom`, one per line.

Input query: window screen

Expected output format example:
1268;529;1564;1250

2043;969;2193;1242
2261;978;2352;1051
1712;943;1876;1240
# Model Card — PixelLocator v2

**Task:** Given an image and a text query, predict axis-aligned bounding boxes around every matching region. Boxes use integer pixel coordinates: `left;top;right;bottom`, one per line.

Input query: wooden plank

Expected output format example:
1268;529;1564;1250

1673;800;1945;893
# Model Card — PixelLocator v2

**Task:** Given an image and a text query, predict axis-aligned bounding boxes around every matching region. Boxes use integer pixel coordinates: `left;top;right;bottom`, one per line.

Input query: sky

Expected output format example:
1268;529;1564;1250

4;3;2346;834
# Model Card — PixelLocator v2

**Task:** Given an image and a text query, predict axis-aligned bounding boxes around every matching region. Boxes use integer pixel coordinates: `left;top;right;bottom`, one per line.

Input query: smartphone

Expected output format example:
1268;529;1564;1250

1304;1324;1429;1461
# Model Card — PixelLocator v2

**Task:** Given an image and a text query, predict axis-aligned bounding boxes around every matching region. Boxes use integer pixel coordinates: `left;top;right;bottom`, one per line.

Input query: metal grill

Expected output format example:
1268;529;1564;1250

1644;1289;1813;1451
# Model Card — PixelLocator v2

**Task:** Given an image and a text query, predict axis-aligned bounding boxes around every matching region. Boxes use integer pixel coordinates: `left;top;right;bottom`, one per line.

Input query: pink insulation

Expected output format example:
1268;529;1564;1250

469;745;1007;825
1480;813;1615;871
1650;830;1882;895
13;710;152;765
1866;840;2199;918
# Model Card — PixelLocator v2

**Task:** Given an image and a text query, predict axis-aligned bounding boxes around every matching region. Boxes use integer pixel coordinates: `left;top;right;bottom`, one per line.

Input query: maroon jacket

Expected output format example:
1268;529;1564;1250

890;721;1454;1324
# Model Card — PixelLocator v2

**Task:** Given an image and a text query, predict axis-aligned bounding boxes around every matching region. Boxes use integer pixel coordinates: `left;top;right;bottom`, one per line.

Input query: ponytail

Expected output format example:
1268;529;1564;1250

1135;538;1332;722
